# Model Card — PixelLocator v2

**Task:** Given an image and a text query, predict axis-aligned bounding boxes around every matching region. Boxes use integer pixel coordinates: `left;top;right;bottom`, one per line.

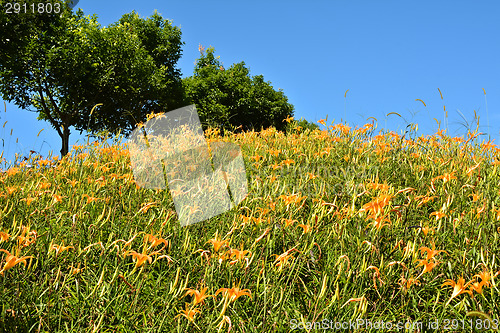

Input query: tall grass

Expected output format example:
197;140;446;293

0;109;499;332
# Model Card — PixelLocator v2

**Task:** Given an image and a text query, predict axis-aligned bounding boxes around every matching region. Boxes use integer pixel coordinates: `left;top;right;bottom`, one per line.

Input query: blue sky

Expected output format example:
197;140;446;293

1;1;499;168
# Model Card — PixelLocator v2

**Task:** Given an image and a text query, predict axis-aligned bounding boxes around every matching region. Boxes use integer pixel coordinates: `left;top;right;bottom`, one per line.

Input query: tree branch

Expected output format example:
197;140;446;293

37;79;63;138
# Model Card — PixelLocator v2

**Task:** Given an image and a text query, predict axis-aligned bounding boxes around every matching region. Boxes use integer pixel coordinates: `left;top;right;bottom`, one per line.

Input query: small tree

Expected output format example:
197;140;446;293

0;3;185;156
183;46;294;133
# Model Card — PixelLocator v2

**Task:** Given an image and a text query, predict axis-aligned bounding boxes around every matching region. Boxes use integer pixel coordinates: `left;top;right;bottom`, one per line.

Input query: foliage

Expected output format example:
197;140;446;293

183;47;294;133
0;4;185;156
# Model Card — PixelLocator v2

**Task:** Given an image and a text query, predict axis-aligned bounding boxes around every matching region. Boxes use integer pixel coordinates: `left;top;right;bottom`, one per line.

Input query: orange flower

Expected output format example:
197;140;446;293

469;281;486;295
216;282;252;303
469;268;492;294
297;223;312;234
142;233;165;247
126;250;155;269
421;226;434;236
366;214;391;231
281;218;296;228
418;245;448;261
206;232;229;252
430;211;446;221
183;286;214;306
228;247;251;264
21;197;37;206
17;226;37;248
360;194;392;217
52;193;64;203
278;194;306;206
398;276;420;291
39;182;51;190
175;303;200;323
6;186;17;195
442;277;472;306
281;159;295;167
307;172;318;180
6;167;19;177
0;249;34;275
415;259;440;277
69;263;84;275
0;231;10;243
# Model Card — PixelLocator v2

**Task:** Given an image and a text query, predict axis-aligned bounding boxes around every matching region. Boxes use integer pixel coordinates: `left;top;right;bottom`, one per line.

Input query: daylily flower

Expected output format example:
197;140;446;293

206;232;229;252
417;257;440;272
430;211;446;221
52;193;64;203
144;234;168;250
175;303;200;323
469;268;492;295
469;281;486;295
126;250;156;269
398;276;420;291
297;223;312;234
183;286;214;306
473;269;492;287
0;249;34;275
366;214;391;231
17;226;37;248
418;245;448;261
442;277;472;306
0;231;9;243
215;282;252;303
228;247;251;264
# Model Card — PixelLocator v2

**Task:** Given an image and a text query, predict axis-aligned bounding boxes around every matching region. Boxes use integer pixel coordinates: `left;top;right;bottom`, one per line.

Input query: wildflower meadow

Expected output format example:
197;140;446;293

0;106;499;332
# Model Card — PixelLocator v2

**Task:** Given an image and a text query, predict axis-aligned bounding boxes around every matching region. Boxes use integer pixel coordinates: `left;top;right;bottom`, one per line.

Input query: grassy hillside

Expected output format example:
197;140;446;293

0;119;499;332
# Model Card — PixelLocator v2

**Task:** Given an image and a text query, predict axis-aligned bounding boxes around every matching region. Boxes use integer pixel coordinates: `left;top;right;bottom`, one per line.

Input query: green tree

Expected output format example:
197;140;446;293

0;2;185;156
183;46;294;133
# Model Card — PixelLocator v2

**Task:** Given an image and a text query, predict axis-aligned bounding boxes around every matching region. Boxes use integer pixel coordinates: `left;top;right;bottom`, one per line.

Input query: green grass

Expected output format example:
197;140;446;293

0;116;499;332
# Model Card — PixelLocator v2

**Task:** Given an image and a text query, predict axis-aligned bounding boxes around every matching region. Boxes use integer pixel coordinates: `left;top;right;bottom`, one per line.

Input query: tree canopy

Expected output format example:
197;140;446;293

182;46;294;133
0;2;185;156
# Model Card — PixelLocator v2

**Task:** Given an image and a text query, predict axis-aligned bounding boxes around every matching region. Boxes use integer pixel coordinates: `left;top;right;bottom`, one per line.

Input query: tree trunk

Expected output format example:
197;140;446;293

60;126;71;157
